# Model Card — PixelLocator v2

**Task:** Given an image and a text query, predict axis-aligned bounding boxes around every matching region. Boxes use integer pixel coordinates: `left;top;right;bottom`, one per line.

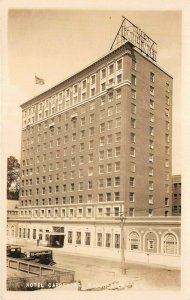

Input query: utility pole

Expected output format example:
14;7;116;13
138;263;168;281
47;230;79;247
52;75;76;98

119;209;127;275
120;215;126;274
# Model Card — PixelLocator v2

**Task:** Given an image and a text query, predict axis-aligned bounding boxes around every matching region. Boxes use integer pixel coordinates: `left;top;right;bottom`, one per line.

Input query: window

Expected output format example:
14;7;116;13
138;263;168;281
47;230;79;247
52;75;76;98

131;118;136;129
105;119;112;130
165;108;170;118
79;182;83;191
98;179;104;188
150;72;154;83
131;103;136;114
130;132;135;143
91;88;95;97
148;209;153;217
89;140;94;149
97;207;103;217
150;113;154;122
114;207;119;216
149;181;154;190
77;208;83;217
130;177;135;187
115;177;120;186
165;197;169;206
90;114;94;123
150;99;154;109
129;208;134;216
91;74;96;85
116;103;121;113
166;96;170;105
107;163;112;173
106;193;111;202
130;192;135;202
88;181;93;190
166;83;170;92
149;153;154;163
100;109;105;119
116;89;121;99
86;207;92;217
69;208;74;217
76;232;81;244
87;194;92;203
108;106;113;116
85;232;91;245
107;148;112;158
107;134;112;144
88;153;93;163
149;195;153;204
114;192;120;201
108;64;114;75
130;147;135;157
131;89;136;99
106;233;111;247
108;92;113;102
114;161;120;172
100;123;105;133
107;178;112;187
90;101;95;110
99;165;104;174
99;150;104;160
78;195;83;203
149;140;154;150
80;130;85;139
68;231;72;244
79;156;84;164
117;59;122;70
115;147;120;157
150;126;154;136
88;167;93;176
116;118;121;128
130;162;135;173
117;74;122;84
132;60;136;70
101;82;106;91
129;231;140;250
97;233;103;247
82;79;87;90
115;132;121;142
89;127;94;136
149;167;154;176
163;233;177;255
150;86;154;95
101;68;106;79
131;74;136;86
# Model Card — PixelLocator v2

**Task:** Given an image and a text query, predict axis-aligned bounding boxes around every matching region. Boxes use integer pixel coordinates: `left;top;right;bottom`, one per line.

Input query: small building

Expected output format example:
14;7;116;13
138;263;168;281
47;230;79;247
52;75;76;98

172;175;181;216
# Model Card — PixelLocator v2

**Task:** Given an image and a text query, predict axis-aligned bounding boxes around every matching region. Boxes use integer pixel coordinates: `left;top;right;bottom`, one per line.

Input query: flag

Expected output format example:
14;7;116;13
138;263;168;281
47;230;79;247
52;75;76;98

35;75;45;85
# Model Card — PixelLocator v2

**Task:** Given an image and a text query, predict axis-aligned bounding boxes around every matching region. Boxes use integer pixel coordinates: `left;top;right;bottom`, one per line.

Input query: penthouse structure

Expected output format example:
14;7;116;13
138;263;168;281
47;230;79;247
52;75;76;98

11;18;180;265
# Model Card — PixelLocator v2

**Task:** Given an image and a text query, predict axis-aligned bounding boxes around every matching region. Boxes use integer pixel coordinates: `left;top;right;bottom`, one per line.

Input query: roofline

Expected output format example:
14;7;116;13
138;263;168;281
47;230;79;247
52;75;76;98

20;42;173;109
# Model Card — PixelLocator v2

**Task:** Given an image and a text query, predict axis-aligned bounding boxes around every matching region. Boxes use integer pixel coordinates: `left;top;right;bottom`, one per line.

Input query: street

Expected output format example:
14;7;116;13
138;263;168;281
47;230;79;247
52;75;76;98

13;244;180;291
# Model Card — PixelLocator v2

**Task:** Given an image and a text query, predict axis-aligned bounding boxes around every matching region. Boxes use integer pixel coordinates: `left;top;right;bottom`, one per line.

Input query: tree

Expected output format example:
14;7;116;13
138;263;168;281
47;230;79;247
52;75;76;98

7;156;20;200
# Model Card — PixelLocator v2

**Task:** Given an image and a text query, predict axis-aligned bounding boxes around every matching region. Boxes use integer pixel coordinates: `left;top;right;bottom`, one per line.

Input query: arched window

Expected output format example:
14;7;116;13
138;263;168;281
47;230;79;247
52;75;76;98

163;233;177;255
129;231;140;251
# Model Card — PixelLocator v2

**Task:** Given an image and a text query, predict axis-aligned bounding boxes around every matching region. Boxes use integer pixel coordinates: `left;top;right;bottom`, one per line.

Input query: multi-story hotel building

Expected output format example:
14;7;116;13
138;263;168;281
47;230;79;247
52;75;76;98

10;20;180;266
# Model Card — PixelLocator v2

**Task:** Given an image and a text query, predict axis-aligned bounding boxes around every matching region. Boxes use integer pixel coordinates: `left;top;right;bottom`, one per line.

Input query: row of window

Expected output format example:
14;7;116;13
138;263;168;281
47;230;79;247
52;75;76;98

19;205;122;218
17;227;178;255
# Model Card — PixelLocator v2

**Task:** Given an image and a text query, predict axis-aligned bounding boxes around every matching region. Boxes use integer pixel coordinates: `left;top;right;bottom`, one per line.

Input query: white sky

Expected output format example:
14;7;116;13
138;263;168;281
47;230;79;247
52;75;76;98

5;9;181;174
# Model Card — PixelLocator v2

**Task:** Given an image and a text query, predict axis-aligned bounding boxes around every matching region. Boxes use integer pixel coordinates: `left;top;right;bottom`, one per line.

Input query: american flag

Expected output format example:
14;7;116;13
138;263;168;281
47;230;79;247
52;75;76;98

35;75;45;85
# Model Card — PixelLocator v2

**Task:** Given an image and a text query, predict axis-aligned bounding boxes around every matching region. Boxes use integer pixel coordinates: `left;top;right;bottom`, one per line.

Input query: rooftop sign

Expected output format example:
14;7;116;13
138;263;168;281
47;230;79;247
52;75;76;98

110;16;157;62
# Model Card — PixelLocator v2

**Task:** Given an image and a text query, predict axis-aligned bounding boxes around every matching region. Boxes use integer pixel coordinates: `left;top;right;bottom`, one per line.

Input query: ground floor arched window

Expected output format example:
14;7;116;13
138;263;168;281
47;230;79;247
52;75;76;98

129;231;140;251
163;233;178;255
